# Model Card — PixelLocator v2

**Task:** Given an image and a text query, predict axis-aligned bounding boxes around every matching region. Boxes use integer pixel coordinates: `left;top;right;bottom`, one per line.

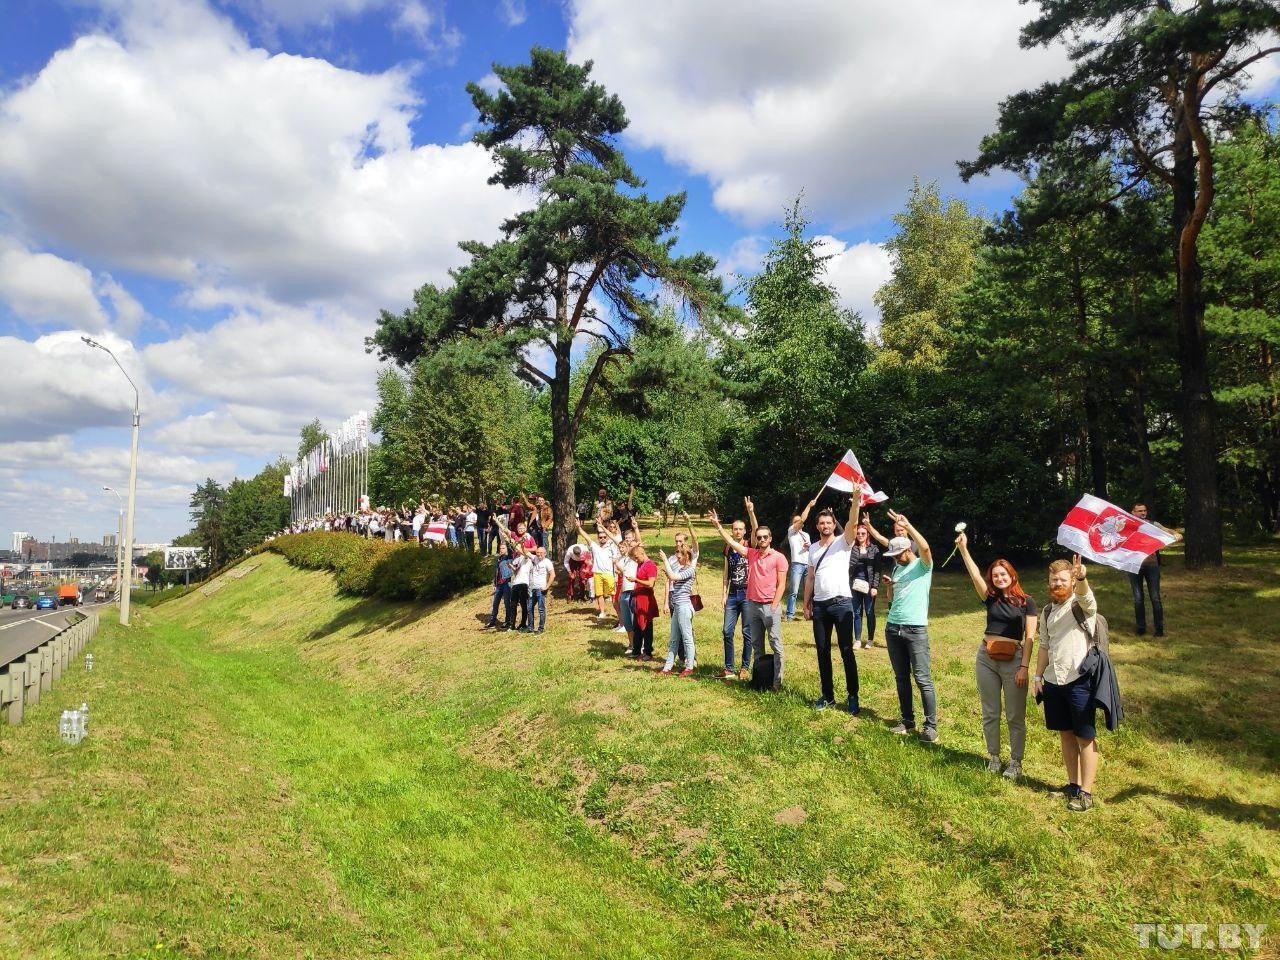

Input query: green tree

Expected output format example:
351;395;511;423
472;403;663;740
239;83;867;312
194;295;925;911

297;419;326;460
370;354;539;507
188;478;227;568
717;201;870;525
875;179;985;369
961;0;1280;567
366;47;730;558
221;461;292;557
144;550;165;590
1202;115;1280;532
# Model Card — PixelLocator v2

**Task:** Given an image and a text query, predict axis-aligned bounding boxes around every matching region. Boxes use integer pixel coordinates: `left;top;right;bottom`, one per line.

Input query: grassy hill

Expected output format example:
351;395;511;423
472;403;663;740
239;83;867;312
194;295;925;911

1;528;1277;959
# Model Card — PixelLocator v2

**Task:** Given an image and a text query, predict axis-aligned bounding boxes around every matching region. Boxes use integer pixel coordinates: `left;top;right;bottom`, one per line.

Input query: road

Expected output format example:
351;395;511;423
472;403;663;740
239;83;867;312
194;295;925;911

0;602;108;668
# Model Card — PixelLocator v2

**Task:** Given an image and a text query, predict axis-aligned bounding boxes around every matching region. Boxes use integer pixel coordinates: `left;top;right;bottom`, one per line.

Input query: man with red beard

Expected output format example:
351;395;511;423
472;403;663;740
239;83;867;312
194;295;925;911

1034;554;1100;812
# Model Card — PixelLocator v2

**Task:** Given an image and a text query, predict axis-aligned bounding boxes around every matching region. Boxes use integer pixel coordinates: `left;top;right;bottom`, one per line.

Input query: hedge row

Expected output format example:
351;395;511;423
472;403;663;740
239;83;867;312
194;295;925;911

265;532;490;603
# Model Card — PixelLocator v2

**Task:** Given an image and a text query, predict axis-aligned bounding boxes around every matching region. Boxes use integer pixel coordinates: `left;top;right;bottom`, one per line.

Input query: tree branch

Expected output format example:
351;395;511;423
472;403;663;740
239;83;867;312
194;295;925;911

1180;76;1215;271
569;259;609;331
1202;46;1280;98
1127;129;1176;186
517;357;553;386
570;346;630;440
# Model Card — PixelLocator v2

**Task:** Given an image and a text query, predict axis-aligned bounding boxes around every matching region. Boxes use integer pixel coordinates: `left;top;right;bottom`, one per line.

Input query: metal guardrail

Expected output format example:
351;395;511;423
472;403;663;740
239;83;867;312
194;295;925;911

0;611;98;726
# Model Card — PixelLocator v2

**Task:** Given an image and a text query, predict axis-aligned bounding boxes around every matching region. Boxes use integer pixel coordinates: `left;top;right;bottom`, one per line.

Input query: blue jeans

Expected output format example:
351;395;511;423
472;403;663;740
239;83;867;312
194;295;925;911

488;582;511;626
852;591;877;644
665;601;695;669
785;561;808;618
446;526;458;546
530;588;547;631
619;590;635;638
722;589;753;672
885;623;937;730
1128;563;1163;632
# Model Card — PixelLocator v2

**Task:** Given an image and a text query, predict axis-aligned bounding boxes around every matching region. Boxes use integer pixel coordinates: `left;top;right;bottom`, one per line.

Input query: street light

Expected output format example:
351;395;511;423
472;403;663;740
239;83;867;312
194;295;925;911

82;336;139;627
103;486;124;605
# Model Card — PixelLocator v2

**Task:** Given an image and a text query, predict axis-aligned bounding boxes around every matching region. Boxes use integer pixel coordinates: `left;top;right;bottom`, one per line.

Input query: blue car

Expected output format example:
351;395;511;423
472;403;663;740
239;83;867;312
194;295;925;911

34;595;57;610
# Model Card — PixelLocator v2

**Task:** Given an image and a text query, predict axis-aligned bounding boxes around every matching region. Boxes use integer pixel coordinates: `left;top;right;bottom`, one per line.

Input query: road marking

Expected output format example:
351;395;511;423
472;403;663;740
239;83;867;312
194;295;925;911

0;613;66;631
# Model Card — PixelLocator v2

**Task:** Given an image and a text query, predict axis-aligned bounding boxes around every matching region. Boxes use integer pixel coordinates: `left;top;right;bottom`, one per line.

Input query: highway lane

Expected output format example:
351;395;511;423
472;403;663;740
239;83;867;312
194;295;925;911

0;602;109;668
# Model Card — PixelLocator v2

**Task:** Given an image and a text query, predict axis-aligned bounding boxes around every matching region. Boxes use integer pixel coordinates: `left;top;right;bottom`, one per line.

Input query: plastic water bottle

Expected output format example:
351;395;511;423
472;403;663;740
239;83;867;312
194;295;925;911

59;710;71;743
85;653;94;671
68;710;84;745
80;702;89;734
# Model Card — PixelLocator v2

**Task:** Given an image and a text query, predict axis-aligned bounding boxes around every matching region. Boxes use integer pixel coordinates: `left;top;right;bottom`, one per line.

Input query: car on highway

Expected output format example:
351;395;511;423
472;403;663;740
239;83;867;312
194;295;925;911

35;595;57;610
93;589;108;603
11;595;33;610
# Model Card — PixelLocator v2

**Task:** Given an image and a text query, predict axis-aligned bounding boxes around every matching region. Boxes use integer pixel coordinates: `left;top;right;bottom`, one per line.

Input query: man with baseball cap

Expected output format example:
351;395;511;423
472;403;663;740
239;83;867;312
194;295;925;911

880;508;939;742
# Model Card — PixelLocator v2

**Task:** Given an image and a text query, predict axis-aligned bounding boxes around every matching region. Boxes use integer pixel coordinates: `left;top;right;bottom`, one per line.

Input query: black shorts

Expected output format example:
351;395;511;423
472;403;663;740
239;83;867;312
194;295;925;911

1041;675;1097;739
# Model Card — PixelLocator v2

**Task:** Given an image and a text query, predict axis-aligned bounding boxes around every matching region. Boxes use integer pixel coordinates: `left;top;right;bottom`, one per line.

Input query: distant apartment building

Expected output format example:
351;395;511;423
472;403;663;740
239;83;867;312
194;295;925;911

103;534;118;547
11;531;31;553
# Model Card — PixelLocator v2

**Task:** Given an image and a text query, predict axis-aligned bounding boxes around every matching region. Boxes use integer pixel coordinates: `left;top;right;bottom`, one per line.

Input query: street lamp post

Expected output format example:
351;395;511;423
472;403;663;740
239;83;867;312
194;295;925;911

83;337;140;627
103;486;124;604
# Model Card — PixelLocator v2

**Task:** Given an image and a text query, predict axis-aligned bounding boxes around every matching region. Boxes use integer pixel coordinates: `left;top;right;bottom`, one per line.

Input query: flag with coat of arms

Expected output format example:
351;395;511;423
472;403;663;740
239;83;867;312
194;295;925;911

1057;494;1177;573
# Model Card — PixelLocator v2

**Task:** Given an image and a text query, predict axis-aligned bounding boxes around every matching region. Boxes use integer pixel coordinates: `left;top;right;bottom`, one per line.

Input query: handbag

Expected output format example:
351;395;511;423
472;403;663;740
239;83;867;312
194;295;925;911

852;577;870;594
983;634;1020;661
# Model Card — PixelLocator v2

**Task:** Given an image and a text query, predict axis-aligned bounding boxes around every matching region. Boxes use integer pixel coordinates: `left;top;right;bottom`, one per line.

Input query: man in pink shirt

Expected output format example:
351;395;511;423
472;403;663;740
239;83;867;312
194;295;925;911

710;497;789;690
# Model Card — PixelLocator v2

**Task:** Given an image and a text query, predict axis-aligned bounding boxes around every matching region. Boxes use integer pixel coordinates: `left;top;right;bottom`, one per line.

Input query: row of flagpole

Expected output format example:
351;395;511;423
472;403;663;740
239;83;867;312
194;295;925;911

284;411;372;522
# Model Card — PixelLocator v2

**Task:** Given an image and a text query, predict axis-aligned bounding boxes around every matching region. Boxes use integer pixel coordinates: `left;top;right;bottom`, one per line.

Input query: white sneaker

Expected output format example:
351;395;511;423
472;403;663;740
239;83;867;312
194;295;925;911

612;625;627;633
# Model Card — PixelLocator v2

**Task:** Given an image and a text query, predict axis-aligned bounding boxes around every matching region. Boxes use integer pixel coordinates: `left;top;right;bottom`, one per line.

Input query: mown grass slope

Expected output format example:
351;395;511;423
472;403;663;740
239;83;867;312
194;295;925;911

2;528;1277;959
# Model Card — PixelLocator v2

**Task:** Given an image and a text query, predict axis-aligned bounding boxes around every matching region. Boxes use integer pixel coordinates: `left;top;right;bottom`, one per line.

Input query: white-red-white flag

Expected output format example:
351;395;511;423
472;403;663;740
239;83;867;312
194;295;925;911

1057;494;1177;574
824;449;888;506
424;520;448;543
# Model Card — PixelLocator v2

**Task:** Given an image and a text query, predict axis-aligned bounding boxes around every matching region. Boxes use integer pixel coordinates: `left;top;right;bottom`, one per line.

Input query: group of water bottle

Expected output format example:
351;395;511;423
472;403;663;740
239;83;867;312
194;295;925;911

59;702;89;745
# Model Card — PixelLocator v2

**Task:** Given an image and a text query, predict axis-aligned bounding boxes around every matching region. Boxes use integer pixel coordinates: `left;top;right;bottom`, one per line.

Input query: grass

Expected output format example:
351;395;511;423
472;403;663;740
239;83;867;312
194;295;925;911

1;525;1276;959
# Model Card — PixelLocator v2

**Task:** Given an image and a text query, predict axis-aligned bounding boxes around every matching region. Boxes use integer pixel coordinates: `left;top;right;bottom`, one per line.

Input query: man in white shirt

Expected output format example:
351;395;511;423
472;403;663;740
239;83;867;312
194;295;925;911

1034;554;1099;812
527;547;556;633
802;494;861;712
785;497;817;620
577;518;620;621
464;506;478;552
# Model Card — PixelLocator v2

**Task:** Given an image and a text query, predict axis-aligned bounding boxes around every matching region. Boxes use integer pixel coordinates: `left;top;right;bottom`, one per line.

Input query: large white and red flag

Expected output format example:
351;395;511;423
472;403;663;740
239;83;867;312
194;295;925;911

424;519;448;543
1057;494;1177;573
824;449;888;506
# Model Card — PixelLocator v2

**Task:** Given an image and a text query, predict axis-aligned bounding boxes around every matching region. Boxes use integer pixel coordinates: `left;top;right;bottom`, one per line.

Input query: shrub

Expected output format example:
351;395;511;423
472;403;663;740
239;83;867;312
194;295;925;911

265;533;490;603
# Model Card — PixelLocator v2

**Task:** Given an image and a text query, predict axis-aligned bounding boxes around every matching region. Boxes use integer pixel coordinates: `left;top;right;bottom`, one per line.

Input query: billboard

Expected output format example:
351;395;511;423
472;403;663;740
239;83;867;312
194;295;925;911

163;547;207;570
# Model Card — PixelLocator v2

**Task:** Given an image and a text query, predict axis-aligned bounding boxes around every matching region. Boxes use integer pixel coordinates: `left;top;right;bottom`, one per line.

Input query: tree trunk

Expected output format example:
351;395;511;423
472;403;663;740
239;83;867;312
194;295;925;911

549;264;575;565
1172;126;1223;567
1070;245;1108;496
1130;367;1158;508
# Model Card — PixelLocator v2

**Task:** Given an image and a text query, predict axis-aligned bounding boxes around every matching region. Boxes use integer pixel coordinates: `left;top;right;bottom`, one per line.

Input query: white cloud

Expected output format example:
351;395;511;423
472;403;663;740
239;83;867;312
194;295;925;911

143;299;381;455
0;330;155;441
815;236;892;327
498;0;528;26
393;0;463;56
567;0;1072;225
0;239;108;330
0;0;520;315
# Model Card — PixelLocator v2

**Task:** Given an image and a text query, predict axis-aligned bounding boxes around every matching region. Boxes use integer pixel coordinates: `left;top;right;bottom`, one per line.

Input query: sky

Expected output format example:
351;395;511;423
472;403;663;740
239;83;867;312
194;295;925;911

1;0;1275;546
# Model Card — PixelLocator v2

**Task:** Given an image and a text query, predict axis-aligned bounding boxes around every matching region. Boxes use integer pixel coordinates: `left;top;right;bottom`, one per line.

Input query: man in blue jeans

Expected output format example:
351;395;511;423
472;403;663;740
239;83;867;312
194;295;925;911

1128;502;1179;637
721;518;753;679
784;496;816;620
881;509;939;742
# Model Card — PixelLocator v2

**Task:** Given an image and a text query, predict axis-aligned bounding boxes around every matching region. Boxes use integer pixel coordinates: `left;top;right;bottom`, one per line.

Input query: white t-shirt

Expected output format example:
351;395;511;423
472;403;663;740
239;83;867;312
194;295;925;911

464;511;477;532
589;540;618;576
528;557;555;590
618;555;637;591
788;529;811;565
412;512;425;533
808;536;853;602
510;554;532;587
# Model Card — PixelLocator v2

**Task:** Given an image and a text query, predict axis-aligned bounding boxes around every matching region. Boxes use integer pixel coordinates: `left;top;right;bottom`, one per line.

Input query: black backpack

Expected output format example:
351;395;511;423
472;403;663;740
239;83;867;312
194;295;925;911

750;654;776;691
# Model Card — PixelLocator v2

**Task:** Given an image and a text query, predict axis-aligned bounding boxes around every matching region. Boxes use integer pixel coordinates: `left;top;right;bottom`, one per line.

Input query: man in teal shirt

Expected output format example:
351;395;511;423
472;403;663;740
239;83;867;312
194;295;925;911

881;509;939;742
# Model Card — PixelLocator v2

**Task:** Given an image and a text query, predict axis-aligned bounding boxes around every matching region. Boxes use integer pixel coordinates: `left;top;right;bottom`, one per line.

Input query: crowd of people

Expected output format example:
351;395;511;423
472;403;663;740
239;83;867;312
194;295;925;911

283;485;1177;814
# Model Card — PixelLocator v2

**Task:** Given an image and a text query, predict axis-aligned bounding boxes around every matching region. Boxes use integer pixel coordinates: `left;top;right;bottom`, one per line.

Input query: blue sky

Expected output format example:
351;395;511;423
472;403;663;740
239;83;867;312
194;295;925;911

1;0;1274;546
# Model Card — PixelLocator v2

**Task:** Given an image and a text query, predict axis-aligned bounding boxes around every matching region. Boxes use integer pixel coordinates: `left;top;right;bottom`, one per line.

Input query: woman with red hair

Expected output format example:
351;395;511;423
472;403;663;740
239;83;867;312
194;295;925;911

956;531;1038;782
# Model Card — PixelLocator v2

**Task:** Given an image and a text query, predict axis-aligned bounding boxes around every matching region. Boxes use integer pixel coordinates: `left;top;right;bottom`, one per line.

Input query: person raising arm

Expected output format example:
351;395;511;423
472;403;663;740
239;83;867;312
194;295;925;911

708;509;750;556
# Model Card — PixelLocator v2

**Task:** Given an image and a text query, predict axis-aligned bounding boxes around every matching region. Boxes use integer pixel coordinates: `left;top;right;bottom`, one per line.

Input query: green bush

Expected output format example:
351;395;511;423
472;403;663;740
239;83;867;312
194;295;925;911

265;533;490;603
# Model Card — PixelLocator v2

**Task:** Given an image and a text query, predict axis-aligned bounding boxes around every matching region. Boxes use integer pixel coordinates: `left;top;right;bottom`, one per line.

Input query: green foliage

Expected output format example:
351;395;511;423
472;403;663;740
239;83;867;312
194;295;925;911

875;179;986;369
716;200;870;522
1202;114;1280;533
188;477;228;568
297;419;326;460
266;532;490;603
370;352;539;508
143;550;165;589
